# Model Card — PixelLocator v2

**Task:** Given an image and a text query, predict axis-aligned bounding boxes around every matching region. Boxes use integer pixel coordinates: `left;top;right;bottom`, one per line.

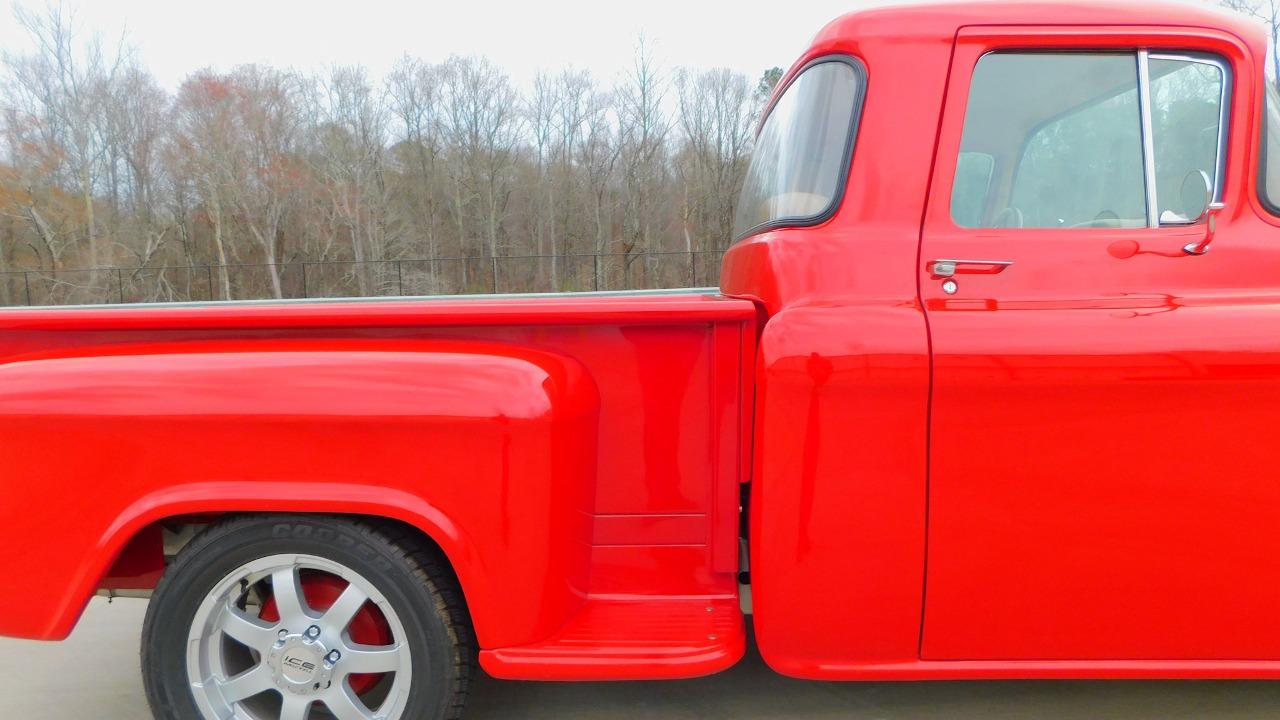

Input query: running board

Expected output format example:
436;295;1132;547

479;596;745;681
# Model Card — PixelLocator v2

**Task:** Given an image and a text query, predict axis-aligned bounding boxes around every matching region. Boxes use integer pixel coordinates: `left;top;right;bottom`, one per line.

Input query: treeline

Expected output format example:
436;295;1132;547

0;6;780;305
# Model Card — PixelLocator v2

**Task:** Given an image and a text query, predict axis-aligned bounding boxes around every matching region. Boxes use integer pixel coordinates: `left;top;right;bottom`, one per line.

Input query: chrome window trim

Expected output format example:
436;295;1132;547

1137;50;1161;227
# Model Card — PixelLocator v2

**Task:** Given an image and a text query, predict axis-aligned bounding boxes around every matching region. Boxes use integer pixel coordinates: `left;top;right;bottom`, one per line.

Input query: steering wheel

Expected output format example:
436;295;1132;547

1068;209;1120;228
993;206;1024;228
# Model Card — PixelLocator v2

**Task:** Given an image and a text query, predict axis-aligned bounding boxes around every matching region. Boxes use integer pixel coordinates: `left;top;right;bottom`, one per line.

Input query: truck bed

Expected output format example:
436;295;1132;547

0;290;757;680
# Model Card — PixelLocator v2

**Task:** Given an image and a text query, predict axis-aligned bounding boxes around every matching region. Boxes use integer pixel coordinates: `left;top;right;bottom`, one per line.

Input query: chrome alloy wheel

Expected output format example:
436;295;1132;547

186;554;413;720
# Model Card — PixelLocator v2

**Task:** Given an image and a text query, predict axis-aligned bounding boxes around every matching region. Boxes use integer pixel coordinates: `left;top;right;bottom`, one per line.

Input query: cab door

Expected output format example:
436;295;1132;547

920;28;1280;660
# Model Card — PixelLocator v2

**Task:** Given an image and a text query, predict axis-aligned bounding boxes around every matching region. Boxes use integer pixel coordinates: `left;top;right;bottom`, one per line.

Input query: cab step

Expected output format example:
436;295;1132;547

479;596;745;681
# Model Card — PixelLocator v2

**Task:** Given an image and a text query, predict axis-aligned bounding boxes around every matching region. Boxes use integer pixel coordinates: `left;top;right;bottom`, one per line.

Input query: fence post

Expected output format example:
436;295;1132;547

301;263;308;299
397;261;404;296
116;268;125;304
23;272;31;306
491;256;498;294
206;266;214;301
594;253;600;291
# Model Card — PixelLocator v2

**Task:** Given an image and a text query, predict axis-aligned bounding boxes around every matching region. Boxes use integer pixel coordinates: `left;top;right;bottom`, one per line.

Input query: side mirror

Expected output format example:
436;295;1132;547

1183;201;1225;256
1179;169;1223;256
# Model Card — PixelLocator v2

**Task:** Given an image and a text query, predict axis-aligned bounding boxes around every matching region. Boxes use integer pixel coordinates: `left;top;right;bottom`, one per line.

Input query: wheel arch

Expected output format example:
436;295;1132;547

61;488;483;644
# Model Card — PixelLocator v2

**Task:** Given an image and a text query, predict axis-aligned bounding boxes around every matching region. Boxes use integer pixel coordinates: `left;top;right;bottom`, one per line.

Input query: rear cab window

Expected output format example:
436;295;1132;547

732;57;865;241
1260;83;1280;213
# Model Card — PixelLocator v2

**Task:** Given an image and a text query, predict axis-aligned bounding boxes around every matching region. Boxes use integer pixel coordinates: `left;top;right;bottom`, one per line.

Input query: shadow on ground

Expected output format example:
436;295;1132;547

2;599;1278;719
469;636;1280;720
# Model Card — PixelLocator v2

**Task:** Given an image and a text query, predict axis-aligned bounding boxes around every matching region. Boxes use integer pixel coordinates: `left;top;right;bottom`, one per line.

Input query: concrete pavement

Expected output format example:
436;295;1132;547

2;597;1278;719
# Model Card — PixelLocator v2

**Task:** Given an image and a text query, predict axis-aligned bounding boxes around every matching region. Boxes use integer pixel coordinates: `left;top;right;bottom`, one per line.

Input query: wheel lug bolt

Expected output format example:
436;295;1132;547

278;629;289;639
304;625;321;642
324;649;341;667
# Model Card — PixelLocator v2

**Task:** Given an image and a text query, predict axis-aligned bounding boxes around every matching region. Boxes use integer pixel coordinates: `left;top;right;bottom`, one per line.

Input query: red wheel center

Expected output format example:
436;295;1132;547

258;573;392;695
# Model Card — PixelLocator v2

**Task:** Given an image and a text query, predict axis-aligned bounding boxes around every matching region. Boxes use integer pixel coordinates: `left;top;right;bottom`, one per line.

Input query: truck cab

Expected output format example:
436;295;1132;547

725;0;1280;678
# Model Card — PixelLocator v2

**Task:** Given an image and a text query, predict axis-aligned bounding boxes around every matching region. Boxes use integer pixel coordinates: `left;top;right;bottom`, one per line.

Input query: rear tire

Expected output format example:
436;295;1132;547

141;514;474;720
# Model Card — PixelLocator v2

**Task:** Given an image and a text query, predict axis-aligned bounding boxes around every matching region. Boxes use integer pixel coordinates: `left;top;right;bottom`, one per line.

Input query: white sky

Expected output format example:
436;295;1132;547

0;0;889;91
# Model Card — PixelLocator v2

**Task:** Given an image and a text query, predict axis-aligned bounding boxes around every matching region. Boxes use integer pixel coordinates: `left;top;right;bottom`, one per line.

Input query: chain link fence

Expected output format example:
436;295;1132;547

0;250;727;307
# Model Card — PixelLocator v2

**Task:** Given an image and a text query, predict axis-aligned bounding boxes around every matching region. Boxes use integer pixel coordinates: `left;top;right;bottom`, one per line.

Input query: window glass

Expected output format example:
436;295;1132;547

952;152;995;228
952;52;1228;229
1260;82;1280;212
954;53;1146;228
733;60;861;240
1150;57;1224;223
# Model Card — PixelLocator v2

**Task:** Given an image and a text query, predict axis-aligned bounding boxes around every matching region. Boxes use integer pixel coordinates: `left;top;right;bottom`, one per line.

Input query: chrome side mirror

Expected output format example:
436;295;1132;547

1179;169;1222;256
1183;201;1225;256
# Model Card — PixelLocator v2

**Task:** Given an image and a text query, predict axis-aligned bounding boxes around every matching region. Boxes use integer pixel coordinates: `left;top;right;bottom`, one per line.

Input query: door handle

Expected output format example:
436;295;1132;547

929;259;1013;277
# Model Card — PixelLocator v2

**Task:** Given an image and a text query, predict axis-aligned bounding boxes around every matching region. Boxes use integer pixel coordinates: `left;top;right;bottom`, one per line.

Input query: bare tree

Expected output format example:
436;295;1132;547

579;89;621;262
232;66;307;298
100;63;177;299
305;65;392;296
441;56;521;289
387;56;446;289
528;68;593;289
675;67;754;269
616;36;670;284
0;17;780;304
526;70;559;286
1222;0;1280;87
2;3;127;299
170;71;237;299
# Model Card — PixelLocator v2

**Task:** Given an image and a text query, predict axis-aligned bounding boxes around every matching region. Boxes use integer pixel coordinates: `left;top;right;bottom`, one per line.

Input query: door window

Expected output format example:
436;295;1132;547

951;51;1228;229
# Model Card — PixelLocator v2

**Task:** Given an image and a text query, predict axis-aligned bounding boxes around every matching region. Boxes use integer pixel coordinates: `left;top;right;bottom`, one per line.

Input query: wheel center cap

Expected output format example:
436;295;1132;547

280;646;322;683
267;634;335;695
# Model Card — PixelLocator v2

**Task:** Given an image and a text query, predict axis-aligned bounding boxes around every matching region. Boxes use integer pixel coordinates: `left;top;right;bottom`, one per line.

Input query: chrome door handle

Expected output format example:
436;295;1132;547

929;259;1013;277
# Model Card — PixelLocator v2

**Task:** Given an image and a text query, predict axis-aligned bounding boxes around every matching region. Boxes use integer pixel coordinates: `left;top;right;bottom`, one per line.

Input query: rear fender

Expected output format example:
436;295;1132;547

0;339;599;648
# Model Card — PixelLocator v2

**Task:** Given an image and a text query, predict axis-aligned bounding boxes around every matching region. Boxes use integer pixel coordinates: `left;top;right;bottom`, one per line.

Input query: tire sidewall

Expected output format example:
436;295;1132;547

142;516;459;720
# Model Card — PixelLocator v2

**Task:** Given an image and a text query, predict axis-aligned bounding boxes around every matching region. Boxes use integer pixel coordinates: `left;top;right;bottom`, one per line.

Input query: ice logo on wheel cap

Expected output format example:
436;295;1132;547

282;654;317;677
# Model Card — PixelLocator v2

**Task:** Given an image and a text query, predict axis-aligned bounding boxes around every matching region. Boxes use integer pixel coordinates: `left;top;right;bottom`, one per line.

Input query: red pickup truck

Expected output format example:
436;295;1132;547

4;1;1279;718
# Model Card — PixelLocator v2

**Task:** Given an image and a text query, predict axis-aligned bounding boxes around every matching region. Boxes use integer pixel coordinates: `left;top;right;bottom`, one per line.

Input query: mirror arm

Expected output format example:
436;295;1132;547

1183;202;1225;256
